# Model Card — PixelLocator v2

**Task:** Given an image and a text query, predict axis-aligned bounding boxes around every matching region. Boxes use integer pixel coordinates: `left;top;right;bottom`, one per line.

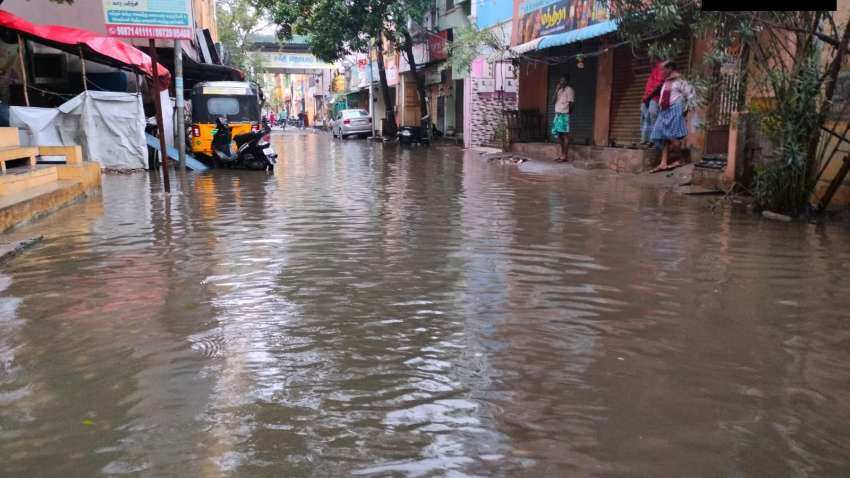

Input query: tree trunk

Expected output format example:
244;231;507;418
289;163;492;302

401;30;429;136
375;34;397;137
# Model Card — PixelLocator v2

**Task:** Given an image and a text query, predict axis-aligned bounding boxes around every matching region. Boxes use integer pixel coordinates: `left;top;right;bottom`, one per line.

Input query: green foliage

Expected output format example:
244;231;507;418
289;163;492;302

603;3;850;213
217;0;267;83
447;26;509;74
751;54;822;214
260;0;431;63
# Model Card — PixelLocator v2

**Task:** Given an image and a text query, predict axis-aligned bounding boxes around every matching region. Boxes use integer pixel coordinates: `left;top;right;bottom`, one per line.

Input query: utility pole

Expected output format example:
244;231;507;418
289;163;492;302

149;39;171;193
174;39;186;171
368;42;375;137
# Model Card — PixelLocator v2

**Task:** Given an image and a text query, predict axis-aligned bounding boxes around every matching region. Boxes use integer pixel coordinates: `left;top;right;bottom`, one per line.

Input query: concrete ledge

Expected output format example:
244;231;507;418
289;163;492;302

0;175;100;233
56;162;102;189
511;142;661;173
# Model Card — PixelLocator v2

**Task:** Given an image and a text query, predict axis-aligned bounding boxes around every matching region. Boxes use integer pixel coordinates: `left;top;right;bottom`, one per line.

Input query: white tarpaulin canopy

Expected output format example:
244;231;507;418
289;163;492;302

10;91;147;169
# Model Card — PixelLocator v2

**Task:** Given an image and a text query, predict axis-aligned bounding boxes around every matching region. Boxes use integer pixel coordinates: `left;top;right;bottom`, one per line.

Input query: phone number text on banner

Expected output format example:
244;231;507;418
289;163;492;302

106;25;193;39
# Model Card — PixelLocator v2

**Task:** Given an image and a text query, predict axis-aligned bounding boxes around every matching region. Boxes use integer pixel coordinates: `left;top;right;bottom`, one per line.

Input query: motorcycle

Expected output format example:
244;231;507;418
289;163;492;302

211;117;277;171
398;114;431;146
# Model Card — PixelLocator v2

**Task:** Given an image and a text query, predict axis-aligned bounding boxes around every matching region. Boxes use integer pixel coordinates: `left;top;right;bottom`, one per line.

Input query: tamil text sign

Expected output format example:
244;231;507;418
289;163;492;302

260;52;336;72
512;0;608;45
103;0;193;39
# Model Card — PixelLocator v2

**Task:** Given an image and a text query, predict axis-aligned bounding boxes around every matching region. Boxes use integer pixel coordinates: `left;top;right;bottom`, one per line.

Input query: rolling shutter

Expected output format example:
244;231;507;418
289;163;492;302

609;45;692;146
546;56;598;146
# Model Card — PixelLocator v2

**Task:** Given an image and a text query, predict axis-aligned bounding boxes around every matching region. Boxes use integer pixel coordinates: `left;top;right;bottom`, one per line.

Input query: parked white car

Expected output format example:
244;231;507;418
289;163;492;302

331;109;372;139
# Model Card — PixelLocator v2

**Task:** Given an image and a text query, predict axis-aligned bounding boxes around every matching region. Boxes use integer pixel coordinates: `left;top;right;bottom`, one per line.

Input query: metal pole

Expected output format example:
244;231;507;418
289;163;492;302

17;34;29;106
149;38;171;193
174;39;186;171
79;46;88;91
368;43;374;137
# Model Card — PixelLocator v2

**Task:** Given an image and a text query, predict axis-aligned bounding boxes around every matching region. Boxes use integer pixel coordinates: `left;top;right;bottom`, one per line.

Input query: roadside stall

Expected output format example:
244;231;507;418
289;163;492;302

0;9;170;169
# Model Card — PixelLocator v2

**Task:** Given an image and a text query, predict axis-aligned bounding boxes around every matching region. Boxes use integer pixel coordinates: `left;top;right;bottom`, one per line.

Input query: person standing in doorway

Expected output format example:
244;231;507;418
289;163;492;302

641;58;668;146
552;75;575;162
650;61;696;172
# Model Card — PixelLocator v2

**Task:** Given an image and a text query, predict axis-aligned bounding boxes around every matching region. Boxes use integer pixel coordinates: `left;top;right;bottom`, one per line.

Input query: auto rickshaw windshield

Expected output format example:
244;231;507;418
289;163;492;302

194;94;260;123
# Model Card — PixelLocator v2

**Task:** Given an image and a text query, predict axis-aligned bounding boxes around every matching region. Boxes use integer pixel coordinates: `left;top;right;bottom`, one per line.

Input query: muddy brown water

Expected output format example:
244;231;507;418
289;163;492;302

2;131;850;477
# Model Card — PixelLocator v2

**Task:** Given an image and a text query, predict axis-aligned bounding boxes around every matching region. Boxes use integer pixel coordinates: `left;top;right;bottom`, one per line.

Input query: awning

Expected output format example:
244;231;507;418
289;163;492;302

182;55;243;83
0;9;171;90
512;19;619;55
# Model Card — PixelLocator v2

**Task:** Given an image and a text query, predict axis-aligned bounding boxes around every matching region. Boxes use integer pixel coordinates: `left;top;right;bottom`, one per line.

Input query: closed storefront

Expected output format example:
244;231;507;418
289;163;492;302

609;44;691;146
546;51;598;145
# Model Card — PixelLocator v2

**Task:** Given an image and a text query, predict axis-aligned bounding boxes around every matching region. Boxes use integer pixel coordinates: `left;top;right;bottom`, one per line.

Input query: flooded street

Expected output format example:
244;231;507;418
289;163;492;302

2;130;850;477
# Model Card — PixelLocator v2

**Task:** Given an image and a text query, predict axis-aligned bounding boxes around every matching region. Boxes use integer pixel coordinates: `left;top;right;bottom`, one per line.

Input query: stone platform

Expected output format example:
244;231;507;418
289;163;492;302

0;162;101;232
510;142;665;173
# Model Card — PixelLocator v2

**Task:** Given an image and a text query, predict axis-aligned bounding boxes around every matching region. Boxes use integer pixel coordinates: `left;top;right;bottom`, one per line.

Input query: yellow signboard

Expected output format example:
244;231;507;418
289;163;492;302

332;74;346;93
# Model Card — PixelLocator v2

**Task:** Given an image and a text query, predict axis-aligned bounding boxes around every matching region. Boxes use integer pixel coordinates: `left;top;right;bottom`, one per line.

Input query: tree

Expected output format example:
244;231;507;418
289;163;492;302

603;2;850;214
217;0;268;84
261;0;433;136
261;0;398;135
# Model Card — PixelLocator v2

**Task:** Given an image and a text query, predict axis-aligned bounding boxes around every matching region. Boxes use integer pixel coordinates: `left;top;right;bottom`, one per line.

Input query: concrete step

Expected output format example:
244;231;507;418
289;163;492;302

0;165;59;196
0;179;90;232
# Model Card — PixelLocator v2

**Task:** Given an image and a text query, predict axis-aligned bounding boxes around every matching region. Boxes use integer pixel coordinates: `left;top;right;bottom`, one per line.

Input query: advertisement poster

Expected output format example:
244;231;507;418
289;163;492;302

103;0;193;39
385;53;399;86
513;0;608;45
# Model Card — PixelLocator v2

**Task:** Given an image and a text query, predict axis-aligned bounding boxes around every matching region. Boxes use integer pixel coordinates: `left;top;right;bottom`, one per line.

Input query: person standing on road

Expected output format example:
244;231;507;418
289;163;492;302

551;76;575;163
650;61;696;173
641;58;668;146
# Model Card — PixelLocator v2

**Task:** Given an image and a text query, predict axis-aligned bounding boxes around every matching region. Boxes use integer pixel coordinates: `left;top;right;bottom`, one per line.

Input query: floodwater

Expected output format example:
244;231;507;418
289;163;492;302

2;131;850;478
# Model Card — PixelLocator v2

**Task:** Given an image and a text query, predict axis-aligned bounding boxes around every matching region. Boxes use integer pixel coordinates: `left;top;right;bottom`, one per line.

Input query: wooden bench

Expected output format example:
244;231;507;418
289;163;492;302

0;127;37;174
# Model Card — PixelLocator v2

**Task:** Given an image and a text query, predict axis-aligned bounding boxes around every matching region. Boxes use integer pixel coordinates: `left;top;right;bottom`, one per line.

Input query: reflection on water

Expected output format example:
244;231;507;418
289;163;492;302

2;131;850;477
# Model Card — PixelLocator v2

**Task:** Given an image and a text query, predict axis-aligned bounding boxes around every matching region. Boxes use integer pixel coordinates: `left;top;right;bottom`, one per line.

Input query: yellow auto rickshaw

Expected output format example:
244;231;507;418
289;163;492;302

190;81;263;159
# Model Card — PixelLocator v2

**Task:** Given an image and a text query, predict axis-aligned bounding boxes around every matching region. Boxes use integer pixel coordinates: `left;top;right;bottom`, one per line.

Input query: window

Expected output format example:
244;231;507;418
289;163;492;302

343;109;370;118
207;97;240;116
445;0;454;11
33;54;65;82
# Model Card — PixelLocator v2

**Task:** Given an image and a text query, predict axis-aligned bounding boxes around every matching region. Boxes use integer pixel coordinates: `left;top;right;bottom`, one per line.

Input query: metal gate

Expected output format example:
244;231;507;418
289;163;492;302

704;62;743;155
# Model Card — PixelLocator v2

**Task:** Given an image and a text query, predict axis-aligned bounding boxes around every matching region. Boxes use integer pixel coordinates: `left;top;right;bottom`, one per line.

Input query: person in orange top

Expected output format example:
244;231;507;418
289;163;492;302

641;59;669;146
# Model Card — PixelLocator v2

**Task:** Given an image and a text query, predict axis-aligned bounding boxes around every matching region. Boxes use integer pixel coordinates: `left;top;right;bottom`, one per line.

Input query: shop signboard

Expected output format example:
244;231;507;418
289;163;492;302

428;31;449;61
385;52;399;86
103;0;193;39
260;52;336;73
398;44;429;73
332;74;346;93
512;0;609;45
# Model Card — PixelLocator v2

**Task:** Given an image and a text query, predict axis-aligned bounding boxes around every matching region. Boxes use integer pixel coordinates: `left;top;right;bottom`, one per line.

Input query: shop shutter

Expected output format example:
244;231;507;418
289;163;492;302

546;55;598;146
609;45;691;146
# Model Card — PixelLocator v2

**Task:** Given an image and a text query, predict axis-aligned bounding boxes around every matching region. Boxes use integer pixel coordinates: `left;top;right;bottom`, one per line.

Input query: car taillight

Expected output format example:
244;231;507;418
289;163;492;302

252;124;260;132
343;119;351;125
192;126;200;137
